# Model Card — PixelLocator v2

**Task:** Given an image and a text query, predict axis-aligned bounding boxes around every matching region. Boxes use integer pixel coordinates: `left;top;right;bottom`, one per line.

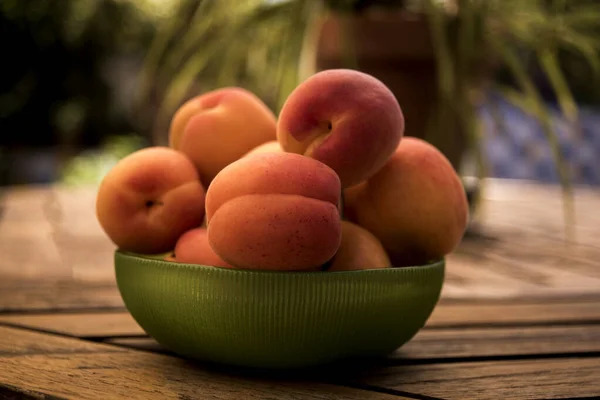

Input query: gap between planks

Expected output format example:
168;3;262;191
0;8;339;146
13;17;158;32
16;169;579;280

102;324;600;364
4;314;600;375
2;310;600;400
2;300;600;339
0;325;409;400
332;357;600;400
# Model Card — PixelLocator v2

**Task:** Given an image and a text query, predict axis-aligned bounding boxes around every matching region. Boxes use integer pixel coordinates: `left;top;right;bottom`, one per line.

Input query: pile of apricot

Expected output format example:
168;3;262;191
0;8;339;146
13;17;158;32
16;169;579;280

96;69;468;271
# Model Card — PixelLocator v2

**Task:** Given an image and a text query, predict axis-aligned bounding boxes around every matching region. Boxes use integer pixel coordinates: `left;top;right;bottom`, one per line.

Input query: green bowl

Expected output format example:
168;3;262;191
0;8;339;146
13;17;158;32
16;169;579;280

114;251;444;369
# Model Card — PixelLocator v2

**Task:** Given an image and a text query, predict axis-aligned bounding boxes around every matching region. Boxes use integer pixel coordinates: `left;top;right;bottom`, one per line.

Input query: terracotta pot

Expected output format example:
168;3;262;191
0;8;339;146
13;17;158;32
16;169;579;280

315;10;467;171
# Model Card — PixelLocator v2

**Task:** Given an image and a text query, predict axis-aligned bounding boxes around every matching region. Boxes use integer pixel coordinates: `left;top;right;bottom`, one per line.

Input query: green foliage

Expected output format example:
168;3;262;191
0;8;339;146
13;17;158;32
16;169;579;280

421;0;600;237
60;134;147;186
141;0;600;147
136;0;320;140
0;0;161;149
323;0;407;12
140;0;600;233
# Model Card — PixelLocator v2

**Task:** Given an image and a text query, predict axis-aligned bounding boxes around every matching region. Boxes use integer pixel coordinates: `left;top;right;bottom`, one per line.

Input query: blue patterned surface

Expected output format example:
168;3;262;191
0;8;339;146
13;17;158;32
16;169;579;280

479;96;600;186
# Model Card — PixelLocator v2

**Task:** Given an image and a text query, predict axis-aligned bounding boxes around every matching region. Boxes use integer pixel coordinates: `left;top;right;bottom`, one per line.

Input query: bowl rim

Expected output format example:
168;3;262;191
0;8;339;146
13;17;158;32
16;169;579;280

115;250;445;277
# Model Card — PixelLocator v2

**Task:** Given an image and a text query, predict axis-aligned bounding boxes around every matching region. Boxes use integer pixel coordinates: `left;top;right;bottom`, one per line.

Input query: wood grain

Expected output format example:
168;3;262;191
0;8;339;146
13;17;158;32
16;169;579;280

396;325;600;359
1;353;411;400
0;186;122;311
0;326;124;356
0;280;124;312
442;232;600;300
105;338;169;354
0;327;407;400
0;312;143;338
0;185;115;282
476;179;600;249
104;324;600;361
3;300;598;341
347;357;600;400
428;300;600;327
438;179;600;300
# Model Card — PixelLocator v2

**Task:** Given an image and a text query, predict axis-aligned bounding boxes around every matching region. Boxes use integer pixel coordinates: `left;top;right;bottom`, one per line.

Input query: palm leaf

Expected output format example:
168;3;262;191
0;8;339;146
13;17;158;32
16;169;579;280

558;28;600;77
494;42;575;241
159;1;219;76
538;48;578;123
155;2;295;131
135;0;193;112
562;5;600;27
423;0;456;151
455;0;487;180
297;1;325;83
275;5;311;112
552;0;567;12
424;0;455;98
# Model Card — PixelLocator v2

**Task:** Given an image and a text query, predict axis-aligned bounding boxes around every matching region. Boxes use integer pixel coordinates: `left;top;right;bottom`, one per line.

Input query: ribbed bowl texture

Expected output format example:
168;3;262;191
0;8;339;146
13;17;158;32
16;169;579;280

115;251;445;369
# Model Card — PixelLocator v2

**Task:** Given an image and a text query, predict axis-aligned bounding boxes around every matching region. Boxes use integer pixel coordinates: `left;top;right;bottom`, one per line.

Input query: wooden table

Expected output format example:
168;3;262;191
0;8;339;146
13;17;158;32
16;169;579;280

1;179;599;399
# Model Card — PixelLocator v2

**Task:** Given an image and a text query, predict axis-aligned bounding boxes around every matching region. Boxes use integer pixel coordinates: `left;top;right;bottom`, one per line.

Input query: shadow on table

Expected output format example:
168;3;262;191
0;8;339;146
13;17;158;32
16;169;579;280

108;336;410;382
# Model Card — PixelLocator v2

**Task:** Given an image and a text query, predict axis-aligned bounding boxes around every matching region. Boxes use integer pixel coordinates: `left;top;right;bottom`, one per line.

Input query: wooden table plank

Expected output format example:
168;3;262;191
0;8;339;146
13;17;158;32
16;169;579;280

344;357;600;400
0;280;124;313
0;326;407;400
0;186;115;282
104;324;600;362
395;325;600;360
4;277;599;314
2;354;410;400
0;312;143;338
444;179;600;300
0;326;124;356
428;300;600;328
3;300;599;340
441;230;600;300
105;338;170;354
477;179;600;249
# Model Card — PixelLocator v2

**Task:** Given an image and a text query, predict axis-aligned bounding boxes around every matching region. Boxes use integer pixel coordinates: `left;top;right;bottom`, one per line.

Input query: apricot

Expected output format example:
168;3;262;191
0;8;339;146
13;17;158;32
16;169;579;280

206;152;342;271
173;228;234;268
169;87;277;188
96;147;206;254
277;69;404;188
328;221;391;272
243;140;282;157
344;137;468;266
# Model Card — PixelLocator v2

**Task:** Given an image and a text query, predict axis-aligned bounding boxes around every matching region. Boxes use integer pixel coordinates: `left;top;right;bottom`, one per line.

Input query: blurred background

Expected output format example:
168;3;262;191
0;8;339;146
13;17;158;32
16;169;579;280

1;0;599;189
